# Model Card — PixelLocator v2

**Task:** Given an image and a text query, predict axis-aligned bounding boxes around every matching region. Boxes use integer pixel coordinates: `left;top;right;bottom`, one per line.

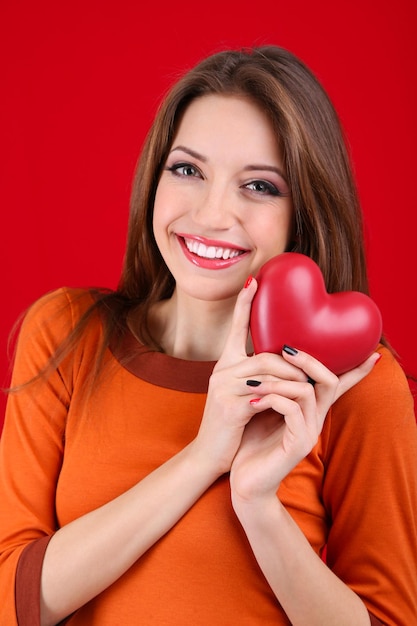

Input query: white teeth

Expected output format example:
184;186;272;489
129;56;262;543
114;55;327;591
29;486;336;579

184;238;242;260
197;243;206;257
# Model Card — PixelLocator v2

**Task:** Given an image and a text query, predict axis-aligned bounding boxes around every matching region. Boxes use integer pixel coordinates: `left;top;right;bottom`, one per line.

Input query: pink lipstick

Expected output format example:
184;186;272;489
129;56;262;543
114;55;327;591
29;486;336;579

176;234;249;269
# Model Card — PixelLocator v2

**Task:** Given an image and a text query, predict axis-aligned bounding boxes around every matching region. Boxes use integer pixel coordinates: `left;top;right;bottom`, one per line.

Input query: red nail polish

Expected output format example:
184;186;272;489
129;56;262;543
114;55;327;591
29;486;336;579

375;353;383;365
250;398;261;405
244;275;253;289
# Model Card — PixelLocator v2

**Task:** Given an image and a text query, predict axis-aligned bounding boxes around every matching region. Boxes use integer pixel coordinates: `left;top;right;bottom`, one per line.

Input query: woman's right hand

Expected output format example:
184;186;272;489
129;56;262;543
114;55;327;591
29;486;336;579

192;277;308;476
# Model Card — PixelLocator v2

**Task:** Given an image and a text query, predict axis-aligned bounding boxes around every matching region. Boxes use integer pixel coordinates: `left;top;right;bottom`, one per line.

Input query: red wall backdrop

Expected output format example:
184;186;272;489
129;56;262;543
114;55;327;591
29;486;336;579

1;0;416;428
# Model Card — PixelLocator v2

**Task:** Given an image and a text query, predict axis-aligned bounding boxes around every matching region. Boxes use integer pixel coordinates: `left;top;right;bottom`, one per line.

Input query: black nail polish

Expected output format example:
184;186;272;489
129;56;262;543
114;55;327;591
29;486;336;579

283;344;298;356
306;376;316;387
246;379;262;387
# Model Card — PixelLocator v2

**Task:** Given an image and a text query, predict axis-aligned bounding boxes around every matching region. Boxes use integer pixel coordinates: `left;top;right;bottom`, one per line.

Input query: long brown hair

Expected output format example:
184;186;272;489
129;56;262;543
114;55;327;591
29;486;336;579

8;45;375;388
121;46;368;346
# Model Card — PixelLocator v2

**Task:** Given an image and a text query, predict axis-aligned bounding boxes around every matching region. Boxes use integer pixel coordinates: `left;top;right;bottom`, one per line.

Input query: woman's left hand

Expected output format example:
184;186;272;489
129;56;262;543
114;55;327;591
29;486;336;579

230;347;380;504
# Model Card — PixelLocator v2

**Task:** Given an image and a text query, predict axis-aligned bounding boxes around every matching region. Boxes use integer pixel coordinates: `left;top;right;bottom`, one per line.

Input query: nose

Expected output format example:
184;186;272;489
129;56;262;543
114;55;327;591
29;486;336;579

192;182;235;229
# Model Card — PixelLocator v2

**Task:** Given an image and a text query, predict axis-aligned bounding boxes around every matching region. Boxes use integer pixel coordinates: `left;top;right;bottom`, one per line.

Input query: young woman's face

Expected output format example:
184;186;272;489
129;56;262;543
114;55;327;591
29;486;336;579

153;94;293;303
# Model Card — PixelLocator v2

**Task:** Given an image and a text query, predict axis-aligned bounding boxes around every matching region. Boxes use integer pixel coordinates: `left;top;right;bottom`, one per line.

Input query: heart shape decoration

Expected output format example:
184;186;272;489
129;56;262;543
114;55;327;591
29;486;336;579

250;253;382;375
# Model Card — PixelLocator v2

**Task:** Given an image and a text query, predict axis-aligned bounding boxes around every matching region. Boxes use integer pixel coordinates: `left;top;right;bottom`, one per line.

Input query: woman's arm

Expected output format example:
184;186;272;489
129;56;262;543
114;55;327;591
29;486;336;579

232;494;372;625
1;283;279;625
38;281;278;624
1;290;223;626
229;349;379;625
230;345;417;625
40;440;220;625
1;287;242;626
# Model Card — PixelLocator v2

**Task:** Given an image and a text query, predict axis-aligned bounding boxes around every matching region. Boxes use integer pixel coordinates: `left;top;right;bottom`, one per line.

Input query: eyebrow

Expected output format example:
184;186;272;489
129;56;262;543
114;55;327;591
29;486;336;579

170;146;207;162
170;145;287;181
243;164;287;181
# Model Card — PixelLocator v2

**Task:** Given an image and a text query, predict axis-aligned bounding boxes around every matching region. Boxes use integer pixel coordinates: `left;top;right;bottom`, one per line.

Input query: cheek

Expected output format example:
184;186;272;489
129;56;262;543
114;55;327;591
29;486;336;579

152;185;173;234
152;191;168;248
153;181;185;227
252;210;293;255
153;183;166;218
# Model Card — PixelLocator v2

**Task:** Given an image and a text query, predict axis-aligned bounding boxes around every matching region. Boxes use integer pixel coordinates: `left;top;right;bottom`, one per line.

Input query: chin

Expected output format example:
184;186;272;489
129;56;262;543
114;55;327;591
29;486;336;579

181;281;241;304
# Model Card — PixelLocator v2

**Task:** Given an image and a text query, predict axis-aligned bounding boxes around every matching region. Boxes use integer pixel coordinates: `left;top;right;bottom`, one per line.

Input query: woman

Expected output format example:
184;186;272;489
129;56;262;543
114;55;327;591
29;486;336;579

0;46;416;625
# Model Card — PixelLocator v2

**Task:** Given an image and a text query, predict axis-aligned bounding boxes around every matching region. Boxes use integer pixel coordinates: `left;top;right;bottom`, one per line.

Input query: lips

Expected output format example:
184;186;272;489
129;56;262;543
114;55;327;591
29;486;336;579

183;236;242;260
177;234;249;269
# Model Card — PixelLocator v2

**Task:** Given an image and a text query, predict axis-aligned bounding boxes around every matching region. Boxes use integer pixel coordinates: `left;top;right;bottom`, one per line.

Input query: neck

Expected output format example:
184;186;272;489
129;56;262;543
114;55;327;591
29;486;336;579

149;289;238;361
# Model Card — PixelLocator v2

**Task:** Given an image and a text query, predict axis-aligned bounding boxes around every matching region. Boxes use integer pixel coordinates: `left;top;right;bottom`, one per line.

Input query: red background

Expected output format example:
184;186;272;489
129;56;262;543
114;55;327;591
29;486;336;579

1;0;416;429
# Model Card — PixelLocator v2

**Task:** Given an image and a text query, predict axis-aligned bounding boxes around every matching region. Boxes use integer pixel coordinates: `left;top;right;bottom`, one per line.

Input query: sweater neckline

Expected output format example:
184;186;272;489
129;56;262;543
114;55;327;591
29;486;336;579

109;328;216;393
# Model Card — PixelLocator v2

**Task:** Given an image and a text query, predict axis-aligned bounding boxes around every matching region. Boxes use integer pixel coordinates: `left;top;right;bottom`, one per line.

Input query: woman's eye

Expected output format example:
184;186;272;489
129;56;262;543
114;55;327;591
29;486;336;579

244;180;281;196
167;163;201;178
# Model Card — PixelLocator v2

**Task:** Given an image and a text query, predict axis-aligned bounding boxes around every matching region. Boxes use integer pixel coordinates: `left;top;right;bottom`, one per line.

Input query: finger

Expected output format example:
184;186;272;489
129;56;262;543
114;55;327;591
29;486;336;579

281;345;382;412
281;344;339;387
250;393;319;459
249;379;318;433
280;345;340;422
229;350;311;391
219;277;258;366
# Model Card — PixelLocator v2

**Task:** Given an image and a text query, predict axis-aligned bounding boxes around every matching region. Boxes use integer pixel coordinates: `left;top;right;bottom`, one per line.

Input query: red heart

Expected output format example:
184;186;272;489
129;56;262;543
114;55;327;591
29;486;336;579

250;253;382;375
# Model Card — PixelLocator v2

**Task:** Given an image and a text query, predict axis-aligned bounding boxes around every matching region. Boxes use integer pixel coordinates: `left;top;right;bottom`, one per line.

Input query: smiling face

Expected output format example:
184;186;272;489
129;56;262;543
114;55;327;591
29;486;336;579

153;94;294;303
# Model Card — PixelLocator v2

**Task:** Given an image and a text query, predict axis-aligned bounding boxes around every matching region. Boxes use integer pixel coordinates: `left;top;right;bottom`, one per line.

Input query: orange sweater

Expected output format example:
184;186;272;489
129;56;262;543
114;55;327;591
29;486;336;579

0;288;416;625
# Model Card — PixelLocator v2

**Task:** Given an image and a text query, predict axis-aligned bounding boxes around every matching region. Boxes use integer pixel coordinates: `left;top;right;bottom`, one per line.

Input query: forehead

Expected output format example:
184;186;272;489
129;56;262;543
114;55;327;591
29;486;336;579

172;94;282;162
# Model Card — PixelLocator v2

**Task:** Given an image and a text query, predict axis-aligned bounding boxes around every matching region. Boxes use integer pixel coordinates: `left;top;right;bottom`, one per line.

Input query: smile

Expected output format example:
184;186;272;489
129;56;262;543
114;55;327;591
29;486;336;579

183;237;242;260
177;234;249;269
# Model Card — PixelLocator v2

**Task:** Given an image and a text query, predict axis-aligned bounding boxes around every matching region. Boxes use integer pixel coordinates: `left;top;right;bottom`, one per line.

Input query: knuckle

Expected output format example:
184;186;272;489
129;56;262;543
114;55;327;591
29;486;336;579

328;372;339;386
300;381;316;396
254;351;279;370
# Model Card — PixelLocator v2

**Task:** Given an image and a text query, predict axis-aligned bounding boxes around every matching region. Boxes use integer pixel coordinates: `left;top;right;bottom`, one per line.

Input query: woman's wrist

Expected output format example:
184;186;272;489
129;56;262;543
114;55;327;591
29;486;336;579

185;438;229;483
231;487;283;526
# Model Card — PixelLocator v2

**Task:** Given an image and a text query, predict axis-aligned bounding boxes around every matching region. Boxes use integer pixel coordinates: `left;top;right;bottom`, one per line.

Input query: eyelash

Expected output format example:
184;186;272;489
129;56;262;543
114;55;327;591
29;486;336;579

166;162;286;197
243;180;281;197
166;163;202;178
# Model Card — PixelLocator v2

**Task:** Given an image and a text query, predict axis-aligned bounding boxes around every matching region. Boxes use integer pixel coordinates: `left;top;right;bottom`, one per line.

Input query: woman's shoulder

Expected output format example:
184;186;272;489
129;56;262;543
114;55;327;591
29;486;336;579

23;286;104;325
341;345;412;406
18;287;102;347
26;286;95;316
329;344;415;437
321;345;417;490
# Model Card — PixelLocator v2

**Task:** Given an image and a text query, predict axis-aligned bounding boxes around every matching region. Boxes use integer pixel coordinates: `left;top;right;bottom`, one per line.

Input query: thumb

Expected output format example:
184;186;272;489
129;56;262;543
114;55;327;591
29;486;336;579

218;276;258;367
335;352;382;400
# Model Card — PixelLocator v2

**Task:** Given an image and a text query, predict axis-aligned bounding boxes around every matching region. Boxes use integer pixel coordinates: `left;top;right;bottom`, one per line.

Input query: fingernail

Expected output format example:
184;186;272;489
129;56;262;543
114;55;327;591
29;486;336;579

283;344;298;356
250;398;262;405
244;275;253;288
374;353;383;365
246;379;262;387
306;376;316;387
